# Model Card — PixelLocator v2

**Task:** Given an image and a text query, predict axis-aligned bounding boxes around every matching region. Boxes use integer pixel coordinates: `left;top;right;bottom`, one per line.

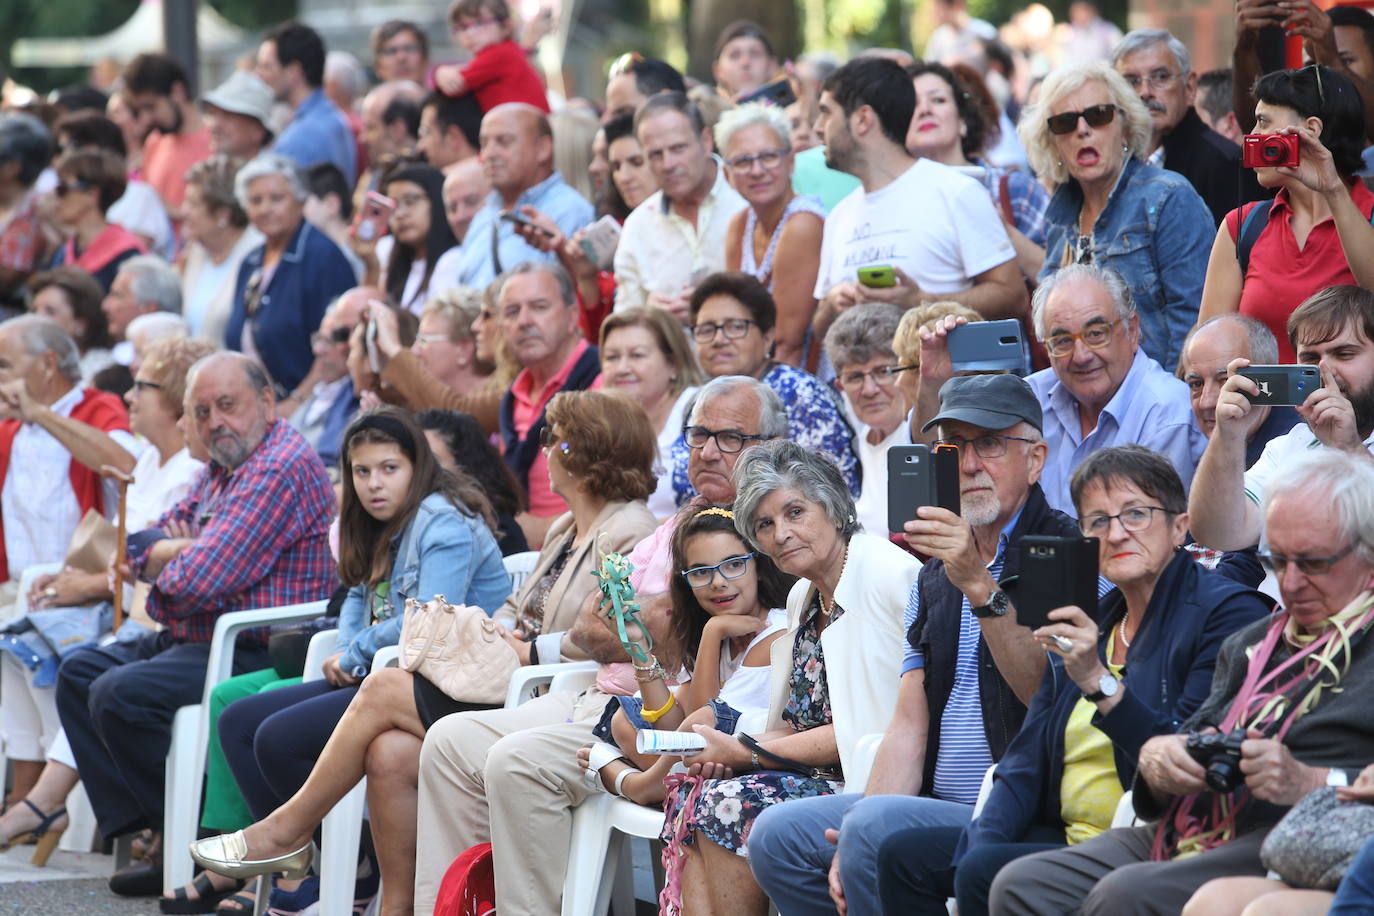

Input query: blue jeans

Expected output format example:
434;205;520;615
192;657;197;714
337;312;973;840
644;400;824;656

1330;834;1374;915
748;793;974;916
877;827;1064;916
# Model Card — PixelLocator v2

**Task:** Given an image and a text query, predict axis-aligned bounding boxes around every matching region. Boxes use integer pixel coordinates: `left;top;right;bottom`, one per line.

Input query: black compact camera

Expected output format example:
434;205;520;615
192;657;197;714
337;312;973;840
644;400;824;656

1242;132;1300;169
1185;728;1248;793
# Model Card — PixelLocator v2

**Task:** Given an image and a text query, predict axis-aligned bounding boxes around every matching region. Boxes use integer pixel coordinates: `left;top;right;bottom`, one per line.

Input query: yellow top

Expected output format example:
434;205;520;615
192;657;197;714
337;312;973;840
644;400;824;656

1059;632;1127;845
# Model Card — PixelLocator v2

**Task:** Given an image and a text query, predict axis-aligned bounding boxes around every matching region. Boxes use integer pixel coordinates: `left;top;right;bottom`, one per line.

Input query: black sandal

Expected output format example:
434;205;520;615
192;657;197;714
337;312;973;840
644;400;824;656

159;871;247;915
215;889;257;916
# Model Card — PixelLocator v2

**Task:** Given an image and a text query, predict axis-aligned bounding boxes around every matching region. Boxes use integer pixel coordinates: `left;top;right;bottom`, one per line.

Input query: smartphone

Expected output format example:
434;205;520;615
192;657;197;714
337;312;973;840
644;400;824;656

352;191;395;242
858;265;896;288
1012;535;1100;630
886;443;961;533
737;75;797;108
1235;365;1319;406
365;305;382;375
500;210;553;236
578;215;622;270
948;319;1026;373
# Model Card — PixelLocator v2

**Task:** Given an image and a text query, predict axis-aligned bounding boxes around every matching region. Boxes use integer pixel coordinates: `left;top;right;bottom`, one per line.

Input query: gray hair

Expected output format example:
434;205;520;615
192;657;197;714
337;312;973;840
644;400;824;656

421;286;483;342
118;254;183;314
127;312;189;347
0;114;53;187
714;103;791;156
324;51;368;104
1031;263;1136;340
732;439;859;552
1181;314;1279;372
234;152;308;209
495;260;576;310
690;374;789;439
1017;61;1154;187
1112;28;1191;78
824;303;903;371
185;351;273;402
1263;449;1374;567
2;315;80;382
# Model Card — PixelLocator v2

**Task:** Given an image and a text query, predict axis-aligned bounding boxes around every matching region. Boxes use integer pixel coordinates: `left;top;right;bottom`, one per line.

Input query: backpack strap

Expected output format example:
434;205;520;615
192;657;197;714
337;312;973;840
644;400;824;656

1236;199;1274;280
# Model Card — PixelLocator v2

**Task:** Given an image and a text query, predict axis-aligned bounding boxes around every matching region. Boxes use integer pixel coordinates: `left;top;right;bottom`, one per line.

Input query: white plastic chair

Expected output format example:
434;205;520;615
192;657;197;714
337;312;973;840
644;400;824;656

502;551;540;594
1111;790;1137;828
843;733;885;795
162;600;328;894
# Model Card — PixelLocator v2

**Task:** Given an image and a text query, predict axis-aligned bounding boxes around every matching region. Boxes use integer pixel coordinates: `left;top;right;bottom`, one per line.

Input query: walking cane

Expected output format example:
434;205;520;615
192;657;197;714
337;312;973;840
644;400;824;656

100;465;134;632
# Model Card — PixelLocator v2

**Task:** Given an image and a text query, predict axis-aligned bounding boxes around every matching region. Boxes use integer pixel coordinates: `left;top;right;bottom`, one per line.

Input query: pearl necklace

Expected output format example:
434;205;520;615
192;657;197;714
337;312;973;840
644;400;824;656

1118;612;1133;649
820;544;851;617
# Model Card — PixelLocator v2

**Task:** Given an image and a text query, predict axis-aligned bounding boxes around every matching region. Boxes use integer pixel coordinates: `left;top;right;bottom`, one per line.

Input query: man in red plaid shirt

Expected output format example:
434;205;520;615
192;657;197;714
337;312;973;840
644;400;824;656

54;352;335;888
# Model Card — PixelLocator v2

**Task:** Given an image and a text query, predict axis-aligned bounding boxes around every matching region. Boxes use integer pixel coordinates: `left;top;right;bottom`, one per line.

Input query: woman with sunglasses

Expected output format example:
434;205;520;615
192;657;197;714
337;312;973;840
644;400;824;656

871;446;1271;915
1020;61;1212;372
1197;65;1374;362
48;147;148;293
717;103;826;371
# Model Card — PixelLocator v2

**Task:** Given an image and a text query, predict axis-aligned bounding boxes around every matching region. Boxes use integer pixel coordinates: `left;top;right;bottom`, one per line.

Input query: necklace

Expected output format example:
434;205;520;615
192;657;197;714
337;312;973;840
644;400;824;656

1118;612;1133;649
820;543;851;617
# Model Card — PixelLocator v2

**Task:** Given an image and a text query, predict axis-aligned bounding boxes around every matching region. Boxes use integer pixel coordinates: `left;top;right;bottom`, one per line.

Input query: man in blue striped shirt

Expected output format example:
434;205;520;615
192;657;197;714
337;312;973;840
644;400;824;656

751;374;1099;916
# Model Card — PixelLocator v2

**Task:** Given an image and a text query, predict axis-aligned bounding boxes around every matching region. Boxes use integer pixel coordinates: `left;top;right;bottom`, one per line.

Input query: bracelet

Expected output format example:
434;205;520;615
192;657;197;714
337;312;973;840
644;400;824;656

639;692;676;723
751;749;761;770
612;767;634;798
632;656;665;683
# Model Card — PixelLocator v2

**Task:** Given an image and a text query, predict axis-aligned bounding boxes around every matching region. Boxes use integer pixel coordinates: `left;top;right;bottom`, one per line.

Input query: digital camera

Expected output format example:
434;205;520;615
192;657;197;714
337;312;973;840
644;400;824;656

1185;728;1248;793
1242;133;1300;169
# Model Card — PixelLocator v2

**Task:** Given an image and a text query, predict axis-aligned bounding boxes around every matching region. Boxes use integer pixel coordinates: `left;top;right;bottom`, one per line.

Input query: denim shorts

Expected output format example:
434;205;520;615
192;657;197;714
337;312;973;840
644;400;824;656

591;695;742;744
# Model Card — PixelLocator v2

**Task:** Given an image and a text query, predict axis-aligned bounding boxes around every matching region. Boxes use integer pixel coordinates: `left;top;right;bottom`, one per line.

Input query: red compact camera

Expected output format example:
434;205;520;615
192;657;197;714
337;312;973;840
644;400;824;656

1242;132;1300;169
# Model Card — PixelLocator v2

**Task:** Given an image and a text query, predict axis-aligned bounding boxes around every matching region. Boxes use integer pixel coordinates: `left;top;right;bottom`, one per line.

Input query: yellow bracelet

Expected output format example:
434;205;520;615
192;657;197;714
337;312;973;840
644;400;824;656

640;692;676;724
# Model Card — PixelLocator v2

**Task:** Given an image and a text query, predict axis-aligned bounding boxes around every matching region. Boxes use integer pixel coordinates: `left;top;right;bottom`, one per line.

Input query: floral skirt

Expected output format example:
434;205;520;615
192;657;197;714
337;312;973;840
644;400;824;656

660;770;843;856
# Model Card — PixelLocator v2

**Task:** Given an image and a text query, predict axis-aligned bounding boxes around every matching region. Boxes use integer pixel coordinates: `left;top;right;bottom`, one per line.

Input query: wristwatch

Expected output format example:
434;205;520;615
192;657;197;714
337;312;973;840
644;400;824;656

1083;673;1120;702
1327;768;1350;788
971;589;1010;619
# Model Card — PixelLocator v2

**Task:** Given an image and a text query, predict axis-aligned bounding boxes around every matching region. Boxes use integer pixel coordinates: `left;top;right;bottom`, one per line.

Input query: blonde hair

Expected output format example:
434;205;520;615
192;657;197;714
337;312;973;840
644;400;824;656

892;301;983;367
550;109;600;201
421;286;482;343
598;306;704;396
1017;61;1153;188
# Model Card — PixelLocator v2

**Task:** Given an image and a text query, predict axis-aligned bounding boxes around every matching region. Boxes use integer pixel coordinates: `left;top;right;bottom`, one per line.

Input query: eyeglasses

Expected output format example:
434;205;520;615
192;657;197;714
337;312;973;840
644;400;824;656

413;333;451;346
392;193;428;211
55;179;92;197
453;16;502;33
681;553;757;589
932;435;1034;459
838;364;916;391
724;149;788;172
379;43;422;57
310;326;352;346
1258;543;1356;577
1045;320;1121;358
1120;69;1180;92
538;425;570;455
1078;505;1171;536
608;51;645;79
690;318;756;343
132;379;163;392
1046;103;1120;136
683;425;766;454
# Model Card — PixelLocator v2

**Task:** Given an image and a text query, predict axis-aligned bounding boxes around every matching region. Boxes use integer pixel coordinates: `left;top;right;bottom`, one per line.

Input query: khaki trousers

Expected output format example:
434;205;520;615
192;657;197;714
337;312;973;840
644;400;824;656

415;686;613;915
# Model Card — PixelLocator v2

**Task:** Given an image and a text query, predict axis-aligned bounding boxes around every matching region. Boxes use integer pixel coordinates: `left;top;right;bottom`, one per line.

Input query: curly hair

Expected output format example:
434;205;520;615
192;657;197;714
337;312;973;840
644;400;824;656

139;336;218;418
906;61;994;160
543;390;656;503
1018;61;1153;188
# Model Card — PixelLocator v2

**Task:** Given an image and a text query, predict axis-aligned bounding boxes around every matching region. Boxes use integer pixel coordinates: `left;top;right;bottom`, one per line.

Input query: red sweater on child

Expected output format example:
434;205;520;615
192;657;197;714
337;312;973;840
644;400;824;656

458;39;549;113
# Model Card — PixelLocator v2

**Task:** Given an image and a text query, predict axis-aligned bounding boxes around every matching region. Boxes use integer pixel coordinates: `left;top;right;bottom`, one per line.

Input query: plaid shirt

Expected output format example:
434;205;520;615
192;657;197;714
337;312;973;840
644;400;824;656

974;159;1051;247
0;191;42;272
127;419;336;643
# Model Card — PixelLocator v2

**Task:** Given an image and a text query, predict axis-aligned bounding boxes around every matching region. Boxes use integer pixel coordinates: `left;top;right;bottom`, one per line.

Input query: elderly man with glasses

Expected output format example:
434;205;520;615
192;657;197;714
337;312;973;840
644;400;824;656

1023;263;1205;514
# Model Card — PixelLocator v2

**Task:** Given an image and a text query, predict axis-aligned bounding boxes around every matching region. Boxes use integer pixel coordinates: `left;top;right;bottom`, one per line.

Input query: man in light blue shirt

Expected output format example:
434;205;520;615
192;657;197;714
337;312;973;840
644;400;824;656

455;104;594;289
257;22;357;184
1026;263;1206;514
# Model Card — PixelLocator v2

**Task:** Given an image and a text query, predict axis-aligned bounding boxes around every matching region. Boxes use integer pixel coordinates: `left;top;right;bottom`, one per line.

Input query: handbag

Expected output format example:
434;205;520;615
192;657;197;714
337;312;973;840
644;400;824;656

433;842;495;916
1260;786;1374;889
398;595;518;705
63;509;116;574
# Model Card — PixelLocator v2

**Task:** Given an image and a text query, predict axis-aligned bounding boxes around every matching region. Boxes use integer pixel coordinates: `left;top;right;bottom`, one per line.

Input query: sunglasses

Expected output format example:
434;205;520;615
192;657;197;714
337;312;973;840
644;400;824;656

55;179;93;197
1046;103;1119;136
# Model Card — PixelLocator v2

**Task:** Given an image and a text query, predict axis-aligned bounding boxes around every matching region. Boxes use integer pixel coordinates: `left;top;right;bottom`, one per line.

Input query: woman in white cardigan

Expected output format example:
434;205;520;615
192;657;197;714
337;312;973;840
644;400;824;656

661;439;921;916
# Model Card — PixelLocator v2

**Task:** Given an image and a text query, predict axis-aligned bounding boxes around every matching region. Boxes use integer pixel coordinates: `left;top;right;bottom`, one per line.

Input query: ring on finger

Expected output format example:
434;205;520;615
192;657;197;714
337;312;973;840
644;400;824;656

43;586;57;599
1051;635;1073;652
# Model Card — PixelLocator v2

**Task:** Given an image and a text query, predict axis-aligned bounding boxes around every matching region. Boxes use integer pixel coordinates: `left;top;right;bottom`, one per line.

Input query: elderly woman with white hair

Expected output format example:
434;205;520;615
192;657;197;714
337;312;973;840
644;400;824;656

719;103;826;370
657;438;919;916
224;152;356;394
1020;61;1212;372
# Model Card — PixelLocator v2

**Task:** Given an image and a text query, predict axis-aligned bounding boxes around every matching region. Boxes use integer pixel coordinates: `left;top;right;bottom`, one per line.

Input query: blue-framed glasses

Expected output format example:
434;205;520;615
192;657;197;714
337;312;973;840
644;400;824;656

681;553;757;589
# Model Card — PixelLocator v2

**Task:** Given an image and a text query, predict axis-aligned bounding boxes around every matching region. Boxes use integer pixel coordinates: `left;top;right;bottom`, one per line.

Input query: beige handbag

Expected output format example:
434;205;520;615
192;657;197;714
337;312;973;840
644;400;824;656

398;595;519;705
62;509;116;575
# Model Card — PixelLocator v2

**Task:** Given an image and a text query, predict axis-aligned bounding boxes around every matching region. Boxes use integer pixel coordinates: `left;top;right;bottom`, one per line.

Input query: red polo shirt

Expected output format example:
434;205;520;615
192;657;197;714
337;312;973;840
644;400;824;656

509;339;601;516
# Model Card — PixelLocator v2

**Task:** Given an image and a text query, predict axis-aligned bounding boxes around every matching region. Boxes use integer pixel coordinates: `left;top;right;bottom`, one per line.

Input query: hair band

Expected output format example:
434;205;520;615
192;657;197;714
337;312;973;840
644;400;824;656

694;506;734;520
349;413;417;460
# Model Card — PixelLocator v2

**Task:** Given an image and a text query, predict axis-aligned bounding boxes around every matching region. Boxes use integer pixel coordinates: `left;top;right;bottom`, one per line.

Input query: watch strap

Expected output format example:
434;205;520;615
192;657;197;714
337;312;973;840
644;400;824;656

970;589;1008;619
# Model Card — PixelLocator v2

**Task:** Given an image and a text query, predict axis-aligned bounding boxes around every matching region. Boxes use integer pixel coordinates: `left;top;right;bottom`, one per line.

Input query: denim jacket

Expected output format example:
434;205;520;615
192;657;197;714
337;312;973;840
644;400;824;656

335;492;512;675
1039;157;1213;372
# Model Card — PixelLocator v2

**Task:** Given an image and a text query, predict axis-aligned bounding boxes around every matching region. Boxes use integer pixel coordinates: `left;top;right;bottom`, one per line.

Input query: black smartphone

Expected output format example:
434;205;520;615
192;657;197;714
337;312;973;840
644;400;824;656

1012;535;1099;630
948;319;1026;373
886;443;961;533
737;75;797;108
500;210;553;236
1235;365;1319;406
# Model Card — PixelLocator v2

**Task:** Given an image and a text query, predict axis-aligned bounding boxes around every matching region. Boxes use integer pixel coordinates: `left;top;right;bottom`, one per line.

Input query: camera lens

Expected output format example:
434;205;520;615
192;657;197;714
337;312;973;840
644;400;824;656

1261;142;1283;162
1205;758;1242;793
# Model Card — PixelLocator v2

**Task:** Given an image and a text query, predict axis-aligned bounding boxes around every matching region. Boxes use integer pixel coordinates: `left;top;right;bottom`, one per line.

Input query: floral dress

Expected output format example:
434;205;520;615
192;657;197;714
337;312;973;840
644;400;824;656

659;596;845;856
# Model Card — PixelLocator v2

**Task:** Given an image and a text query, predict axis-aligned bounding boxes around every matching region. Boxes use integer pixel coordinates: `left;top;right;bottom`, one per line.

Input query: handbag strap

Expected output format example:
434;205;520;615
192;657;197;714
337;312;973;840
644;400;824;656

402;597;446;672
737;732;838;780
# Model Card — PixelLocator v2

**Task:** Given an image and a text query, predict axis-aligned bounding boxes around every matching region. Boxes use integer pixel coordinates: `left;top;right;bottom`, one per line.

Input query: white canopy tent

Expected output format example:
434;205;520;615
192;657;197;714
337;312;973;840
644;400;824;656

9;0;245;69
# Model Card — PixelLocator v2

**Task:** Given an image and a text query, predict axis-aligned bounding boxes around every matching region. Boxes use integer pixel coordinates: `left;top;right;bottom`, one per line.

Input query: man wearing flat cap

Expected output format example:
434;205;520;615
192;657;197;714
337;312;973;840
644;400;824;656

750;372;1106;915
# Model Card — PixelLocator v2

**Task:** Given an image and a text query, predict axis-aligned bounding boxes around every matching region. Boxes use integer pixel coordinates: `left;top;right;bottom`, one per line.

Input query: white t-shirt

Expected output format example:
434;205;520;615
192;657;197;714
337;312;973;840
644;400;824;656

126;445;205;532
854;415;913;538
648;387;697;520
1243;421;1374;511
814;159;1015;299
717;608;790;732
377;235;465;313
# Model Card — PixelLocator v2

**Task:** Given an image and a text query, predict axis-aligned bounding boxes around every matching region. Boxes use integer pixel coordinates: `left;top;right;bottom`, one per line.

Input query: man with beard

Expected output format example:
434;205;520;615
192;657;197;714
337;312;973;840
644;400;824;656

54;352;335;893
122;54;212;214
749;373;1105;915
810;57;1024;344
1190;285;1374;551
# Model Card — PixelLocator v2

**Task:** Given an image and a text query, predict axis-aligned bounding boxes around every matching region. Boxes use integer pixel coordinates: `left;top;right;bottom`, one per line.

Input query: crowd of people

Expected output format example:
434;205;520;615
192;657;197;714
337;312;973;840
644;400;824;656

2;0;1374;913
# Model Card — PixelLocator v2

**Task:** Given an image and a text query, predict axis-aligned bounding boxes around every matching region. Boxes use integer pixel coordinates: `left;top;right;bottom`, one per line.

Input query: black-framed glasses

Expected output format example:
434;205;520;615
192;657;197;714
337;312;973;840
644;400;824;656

683;425;766;454
933;435;1033;459
55;179;92;197
1078;505;1172;536
724;149;787;172
538;425;570;454
690;318;755;343
1045;320;1121;358
838;364;916;391
132;379;163;392
1047;103;1119;135
1120;69;1180;92
310;326;352;346
1258;543;1356;577
681;553;757;588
